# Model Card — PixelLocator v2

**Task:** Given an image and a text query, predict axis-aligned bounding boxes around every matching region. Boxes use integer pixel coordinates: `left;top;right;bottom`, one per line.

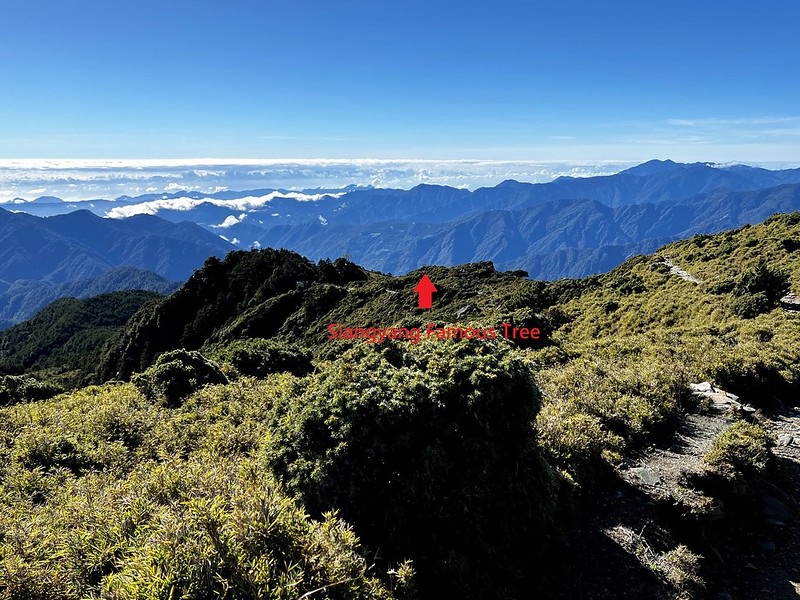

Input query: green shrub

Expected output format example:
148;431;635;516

603;300;619;313
655;545;704;590
0;375;63;406
704;421;773;479
102;458;396;600
608;272;646;295
131;349;227;406
706;279;735;295
701;329;800;402
317;257;370;284
731;292;772;318
536;401;624;481
263;338;557;599
208;338;312;378
537;346;688;451
0;456;398;600
0;383;403;599
730;260;789;318
781;237;800;252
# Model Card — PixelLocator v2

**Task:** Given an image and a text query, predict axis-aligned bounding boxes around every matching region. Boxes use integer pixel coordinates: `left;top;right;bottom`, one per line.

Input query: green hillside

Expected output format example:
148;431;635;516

0;213;799;598
98;251;554;380
0;290;164;387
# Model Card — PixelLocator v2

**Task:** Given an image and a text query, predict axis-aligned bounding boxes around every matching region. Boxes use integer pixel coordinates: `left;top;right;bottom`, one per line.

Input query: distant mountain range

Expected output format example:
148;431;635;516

0;208;232;327
0;208;232;284
271;181;800;277
3;159;800;285
0;267;179;328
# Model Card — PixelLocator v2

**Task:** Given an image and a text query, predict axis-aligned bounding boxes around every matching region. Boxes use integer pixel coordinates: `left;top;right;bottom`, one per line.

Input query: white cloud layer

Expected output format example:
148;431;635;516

0;159;635;203
5;157;800;206
105;191;345;219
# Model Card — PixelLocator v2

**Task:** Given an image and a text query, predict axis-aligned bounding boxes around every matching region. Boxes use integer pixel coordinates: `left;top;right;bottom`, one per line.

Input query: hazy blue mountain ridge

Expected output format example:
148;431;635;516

0;267;179;329
256;182;800;278
0;208;231;326
4;160;800;282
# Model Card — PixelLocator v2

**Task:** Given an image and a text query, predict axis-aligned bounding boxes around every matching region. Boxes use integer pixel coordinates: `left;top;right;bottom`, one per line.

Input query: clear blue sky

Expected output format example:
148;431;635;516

1;0;799;161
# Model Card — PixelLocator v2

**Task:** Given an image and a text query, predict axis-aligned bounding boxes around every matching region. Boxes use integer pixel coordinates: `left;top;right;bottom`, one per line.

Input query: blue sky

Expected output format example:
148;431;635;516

1;1;799;161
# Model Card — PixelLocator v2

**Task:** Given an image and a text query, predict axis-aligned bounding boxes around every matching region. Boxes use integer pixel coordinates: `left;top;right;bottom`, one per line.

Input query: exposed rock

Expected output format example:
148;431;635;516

455;305;473;319
631;466;661;487
691;382;745;412
691;382;715;393
662;258;702;283
780;292;800;311
777;434;794;447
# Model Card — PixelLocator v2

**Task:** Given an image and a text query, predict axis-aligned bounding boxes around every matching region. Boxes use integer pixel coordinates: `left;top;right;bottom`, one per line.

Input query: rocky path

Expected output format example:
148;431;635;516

662;258;702;284
661;257;799;314
553;384;800;599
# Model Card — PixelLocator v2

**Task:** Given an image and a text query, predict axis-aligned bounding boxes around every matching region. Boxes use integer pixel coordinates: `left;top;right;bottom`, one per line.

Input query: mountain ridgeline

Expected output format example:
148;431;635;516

0;290;165;386
0;208;231;327
8;160;800;281
259;174;800;278
0;208;231;284
99;211;800;386
0;267;178;328
96;250;546;381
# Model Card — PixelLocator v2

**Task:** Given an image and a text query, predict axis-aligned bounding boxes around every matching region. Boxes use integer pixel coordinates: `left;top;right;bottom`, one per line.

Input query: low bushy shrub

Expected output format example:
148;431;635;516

0;383;406;599
731;292;772;318
263;338;557;599
208;338;312;378
131;349;227;406
0;375;63;406
0;456;399;599
537;401;624;482
730;261;789;318
732;260;789;303
704;421;773;479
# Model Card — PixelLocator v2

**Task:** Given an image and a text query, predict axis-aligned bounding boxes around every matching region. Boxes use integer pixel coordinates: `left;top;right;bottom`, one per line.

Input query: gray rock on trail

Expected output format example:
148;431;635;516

619;412;731;512
631;466;661;487
776;434;794;447
690;381;744;412
455;305;472;319
780;292;800;311
690;382;715;393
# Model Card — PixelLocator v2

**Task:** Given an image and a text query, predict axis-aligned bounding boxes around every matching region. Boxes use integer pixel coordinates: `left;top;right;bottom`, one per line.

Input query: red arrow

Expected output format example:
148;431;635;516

413;274;437;309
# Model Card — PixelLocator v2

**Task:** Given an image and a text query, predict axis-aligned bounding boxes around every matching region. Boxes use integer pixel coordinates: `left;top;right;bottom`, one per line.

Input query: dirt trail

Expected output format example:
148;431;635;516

555;258;800;596
552;387;800;599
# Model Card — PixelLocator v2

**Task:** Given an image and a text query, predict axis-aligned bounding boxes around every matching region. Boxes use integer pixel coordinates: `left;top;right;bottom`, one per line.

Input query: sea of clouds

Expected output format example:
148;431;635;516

0;159;633;203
